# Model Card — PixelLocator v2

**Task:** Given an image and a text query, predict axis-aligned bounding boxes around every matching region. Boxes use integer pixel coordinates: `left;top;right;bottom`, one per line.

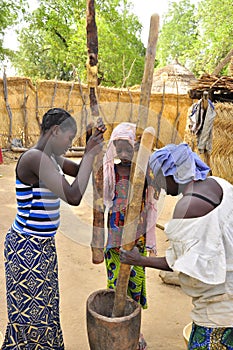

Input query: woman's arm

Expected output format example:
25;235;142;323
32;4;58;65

56;156;80;177
55;120;99;177
120;247;172;271
19;126;105;205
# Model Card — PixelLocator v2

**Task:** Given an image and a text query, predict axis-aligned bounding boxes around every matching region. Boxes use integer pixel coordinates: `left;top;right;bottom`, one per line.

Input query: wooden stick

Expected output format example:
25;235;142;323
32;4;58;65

137;13;159;140
23;81;29;147
66;81;74;111
77;75;88;145
86;0;99;117
35;86;41;128
90;143;105;265
112;13;159;318
51;78;58;107
86;0;105;264
3;67;13;148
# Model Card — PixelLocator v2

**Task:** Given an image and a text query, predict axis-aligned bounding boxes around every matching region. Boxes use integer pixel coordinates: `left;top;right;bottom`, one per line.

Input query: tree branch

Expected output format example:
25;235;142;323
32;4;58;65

212;48;233;76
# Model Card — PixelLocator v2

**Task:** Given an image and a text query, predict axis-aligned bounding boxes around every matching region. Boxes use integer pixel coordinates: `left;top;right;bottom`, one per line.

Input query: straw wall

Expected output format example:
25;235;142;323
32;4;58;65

211;103;233;183
184;102;233;184
0;77;37;148
0;77;193;149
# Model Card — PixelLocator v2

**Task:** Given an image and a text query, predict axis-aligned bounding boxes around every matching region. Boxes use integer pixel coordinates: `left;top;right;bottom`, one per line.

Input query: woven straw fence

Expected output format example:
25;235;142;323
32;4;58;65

184;102;233;184
0;77;192;150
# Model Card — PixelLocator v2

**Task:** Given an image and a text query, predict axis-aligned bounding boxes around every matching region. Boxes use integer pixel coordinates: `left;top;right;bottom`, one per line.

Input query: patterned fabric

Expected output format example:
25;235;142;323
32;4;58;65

103;122;157;252
104;246;148;309
2;229;64;350
105;169;148;309
106;169;147;249
188;323;233;349
12;176;60;238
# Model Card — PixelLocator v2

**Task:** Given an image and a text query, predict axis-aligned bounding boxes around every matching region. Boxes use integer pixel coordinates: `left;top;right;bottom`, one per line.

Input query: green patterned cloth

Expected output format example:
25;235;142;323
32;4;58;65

104;245;148;309
188;323;233;349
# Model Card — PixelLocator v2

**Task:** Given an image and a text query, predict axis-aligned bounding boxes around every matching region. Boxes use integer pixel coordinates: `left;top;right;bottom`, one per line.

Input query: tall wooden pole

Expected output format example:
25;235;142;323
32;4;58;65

86;0;99;117
112;13;160;318
23;81;29;147
86;0;105;263
3;67;13;148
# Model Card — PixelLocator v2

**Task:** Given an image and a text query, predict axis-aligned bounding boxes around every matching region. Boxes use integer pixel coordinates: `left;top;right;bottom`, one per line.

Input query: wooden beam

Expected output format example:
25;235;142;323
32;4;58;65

86;0;105;264
3;67;13;148
112;14;159;317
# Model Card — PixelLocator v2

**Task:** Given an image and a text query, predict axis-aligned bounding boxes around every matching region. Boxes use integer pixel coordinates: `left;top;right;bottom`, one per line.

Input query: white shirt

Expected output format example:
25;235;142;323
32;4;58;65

165;176;233;327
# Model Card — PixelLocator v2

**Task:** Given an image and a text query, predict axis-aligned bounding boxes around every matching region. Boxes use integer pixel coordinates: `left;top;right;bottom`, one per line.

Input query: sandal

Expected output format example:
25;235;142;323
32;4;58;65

137;333;147;350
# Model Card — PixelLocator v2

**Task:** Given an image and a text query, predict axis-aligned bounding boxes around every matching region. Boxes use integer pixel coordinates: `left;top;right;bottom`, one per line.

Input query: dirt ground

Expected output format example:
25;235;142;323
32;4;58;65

0;154;192;350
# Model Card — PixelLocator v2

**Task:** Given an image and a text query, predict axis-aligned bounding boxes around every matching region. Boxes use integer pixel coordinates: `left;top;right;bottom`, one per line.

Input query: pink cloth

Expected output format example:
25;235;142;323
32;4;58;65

103;122;157;253
104;122;136;209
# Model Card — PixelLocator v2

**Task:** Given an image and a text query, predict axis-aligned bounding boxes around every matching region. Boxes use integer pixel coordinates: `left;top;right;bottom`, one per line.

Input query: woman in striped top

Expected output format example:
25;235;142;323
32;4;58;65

2;108;106;349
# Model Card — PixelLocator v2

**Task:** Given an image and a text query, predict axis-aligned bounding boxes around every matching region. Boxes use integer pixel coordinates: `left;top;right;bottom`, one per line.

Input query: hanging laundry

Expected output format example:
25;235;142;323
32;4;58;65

188;97;216;154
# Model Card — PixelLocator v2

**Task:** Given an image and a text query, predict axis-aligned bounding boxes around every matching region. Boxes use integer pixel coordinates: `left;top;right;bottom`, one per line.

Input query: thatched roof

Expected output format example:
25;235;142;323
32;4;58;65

188;73;233;102
152;61;197;95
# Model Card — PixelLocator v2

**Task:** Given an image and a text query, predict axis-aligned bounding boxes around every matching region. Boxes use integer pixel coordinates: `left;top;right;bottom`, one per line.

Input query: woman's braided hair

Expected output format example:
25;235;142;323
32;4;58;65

41;108;77;134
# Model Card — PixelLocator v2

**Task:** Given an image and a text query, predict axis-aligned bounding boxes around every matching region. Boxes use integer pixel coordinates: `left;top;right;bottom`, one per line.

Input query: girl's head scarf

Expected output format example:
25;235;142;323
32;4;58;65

103;122;136;209
149;143;210;184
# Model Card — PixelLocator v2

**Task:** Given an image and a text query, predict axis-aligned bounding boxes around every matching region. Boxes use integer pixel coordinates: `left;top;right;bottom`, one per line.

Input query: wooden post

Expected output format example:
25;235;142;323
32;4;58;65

51;78;58;107
35;87;41;129
86;0;99;117
66;81;75;111
86;0;105;263
3;67;13;148
112;14;159;318
23;81;29;147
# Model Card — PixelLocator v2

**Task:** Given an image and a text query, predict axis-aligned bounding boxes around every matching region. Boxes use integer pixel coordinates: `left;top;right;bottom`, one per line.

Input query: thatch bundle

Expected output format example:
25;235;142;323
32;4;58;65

210;103;233;183
190;74;233;92
189;73;233;102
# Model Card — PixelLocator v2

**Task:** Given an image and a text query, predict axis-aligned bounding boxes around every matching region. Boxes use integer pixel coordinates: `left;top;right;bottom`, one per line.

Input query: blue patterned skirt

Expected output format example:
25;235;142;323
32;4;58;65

2;229;64;350
188;323;233;349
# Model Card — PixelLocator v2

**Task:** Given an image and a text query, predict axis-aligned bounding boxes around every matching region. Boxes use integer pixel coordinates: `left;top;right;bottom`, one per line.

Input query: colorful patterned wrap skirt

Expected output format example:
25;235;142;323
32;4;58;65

104;245;148;309
188;323;233;349
2;229;64;350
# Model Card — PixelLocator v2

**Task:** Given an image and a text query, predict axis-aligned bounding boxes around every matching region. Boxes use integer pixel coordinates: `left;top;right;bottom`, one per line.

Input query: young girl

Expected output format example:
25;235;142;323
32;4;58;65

103;122;157;350
2;108;106;349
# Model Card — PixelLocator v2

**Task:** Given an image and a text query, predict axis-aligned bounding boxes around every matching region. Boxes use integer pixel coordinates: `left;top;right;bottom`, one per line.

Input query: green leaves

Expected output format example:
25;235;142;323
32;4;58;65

156;0;198;70
194;0;233;75
11;0;145;86
157;0;233;77
0;0;28;60
5;0;233;83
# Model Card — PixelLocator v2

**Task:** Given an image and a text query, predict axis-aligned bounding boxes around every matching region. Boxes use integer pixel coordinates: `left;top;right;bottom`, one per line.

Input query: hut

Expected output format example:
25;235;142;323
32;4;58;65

149;60;197;147
152;60;198;95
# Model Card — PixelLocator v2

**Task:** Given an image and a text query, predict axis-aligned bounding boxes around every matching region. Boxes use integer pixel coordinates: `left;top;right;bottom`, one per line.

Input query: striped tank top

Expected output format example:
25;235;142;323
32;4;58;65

12;177;60;238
